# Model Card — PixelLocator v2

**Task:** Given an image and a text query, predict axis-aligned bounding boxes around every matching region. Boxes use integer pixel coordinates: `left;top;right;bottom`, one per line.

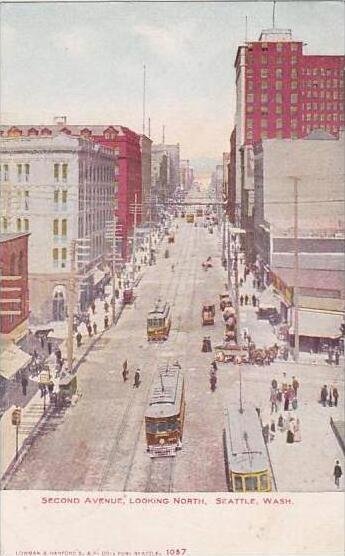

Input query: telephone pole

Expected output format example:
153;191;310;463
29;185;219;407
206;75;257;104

291;176;300;362
67;240;77;373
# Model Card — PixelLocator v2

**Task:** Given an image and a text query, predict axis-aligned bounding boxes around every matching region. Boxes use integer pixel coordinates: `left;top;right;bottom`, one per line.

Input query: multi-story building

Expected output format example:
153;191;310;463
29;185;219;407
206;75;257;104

152;143;180;201
151;145;169;207
0;133;117;323
180;159;194;193
0;122;142;260
0;232;30;342
229;27;345;245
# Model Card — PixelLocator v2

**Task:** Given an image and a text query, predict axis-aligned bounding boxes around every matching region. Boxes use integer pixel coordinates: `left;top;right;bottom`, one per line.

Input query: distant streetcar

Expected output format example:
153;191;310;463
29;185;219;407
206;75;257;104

224;404;272;492
145;362;185;457
147;299;172;341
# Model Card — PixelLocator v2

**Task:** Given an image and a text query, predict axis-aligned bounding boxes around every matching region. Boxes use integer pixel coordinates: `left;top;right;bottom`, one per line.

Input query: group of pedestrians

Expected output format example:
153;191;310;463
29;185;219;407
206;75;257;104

320;384;339;407
239;294;258;307
121;360;141;388
269;375;299;414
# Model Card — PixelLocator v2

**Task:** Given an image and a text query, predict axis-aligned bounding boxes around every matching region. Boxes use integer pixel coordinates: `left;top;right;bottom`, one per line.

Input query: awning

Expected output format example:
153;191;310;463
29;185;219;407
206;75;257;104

289;310;344;339
259;286;281;310
0;343;32;380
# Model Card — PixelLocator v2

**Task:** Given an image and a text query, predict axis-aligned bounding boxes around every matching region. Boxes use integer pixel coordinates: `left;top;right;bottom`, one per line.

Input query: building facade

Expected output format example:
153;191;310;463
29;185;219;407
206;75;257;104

139;135;153;224
0;233;30;342
229;27;345;240
0;134;117;323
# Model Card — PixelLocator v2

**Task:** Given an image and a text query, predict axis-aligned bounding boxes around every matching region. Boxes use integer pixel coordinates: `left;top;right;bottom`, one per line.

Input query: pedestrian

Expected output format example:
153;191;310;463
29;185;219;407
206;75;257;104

211;360;218;372
47;340;52;355
286;419;295;444
93;322;97;335
47;380;54;401
333;386;339;407
270;388;278;414
293;418;301;442
39;383;47;398
134;369;141;388
244;294;249;306
239;278;243;287
277;414;284;432
270;420;276;442
76;331;82;347
252;278;256;289
334;460;342;487
122;367;129;382
276;389;283;410
328;387;333;407
104;315;109;329
87;323;92;337
328;348;333;365
91;301;96;315
40;336;45;349
257;279;261;289
271;378;278;390
21;370;29;396
252;294;257;307
240;295;244;306
104;301;109;313
334;348;340;366
292;376;299;397
284;390;290;411
320;385;328;407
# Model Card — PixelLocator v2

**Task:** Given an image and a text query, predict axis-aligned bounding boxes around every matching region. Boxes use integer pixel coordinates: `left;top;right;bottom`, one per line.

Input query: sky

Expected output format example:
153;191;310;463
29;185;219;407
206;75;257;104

1;0;344;172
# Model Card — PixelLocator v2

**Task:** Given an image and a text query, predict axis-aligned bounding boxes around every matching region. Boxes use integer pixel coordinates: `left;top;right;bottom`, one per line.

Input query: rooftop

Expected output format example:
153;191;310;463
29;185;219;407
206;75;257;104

0;232;30;243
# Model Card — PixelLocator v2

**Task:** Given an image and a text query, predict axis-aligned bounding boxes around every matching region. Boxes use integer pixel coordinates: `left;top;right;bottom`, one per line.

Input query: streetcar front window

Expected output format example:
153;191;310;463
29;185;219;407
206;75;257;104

234;475;243;492
244;476;258;491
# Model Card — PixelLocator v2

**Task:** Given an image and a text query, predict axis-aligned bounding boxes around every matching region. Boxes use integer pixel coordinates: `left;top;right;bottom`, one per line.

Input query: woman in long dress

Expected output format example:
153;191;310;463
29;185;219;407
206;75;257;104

286;419;295;443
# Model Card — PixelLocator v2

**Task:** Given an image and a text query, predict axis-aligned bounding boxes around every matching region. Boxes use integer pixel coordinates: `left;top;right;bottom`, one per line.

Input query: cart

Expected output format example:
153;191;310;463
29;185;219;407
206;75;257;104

123;287;134;305
202;304;215;326
215;343;248;364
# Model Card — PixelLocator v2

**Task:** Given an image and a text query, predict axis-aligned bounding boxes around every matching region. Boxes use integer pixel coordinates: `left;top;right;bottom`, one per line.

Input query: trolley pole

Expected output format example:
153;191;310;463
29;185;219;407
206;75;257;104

292;176;300;362
67;240;77;373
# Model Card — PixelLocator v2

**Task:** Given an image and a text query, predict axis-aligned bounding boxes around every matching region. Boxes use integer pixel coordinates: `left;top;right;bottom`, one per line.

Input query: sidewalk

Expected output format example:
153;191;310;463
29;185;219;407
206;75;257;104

0;237;161;482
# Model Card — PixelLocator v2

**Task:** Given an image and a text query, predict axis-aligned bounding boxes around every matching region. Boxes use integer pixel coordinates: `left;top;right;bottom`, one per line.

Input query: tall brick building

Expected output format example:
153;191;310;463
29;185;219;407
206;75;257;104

229;28;345;230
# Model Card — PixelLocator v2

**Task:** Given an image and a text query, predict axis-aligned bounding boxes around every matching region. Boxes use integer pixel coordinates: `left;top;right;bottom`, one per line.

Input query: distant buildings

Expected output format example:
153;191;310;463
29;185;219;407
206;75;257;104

152;143;180;202
0;232;30;342
0;134;117;323
229;27;345;231
180;159;194;192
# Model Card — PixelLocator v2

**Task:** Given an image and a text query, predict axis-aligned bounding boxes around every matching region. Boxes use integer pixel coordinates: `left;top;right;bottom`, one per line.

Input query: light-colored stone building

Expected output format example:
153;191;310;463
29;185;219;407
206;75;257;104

139;134;152;223
0;134;118;323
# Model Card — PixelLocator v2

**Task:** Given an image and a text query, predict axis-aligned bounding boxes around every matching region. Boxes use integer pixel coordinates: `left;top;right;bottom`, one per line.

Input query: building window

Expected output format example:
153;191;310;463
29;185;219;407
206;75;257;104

261;106;268;115
247;93;254;103
24;218;29;231
291;68;298;79
17;218;22;232
320;114;325;121
261;42;268;51
291;93;298;104
24;191;29;210
62;190;67;206
62;163;68;182
313;102;318;110
54;163;59;182
276;130;283;139
61;219;67;236
261;55;267;65
312;68;318;76
291;119;298;129
246;105;253;113
247;80;253;91
261;131;268;139
53;219;59;236
333;114;338;121
261;118;268;129
291;56;297;64
24;164;30;182
247;119;253;129
275;68;282;79
291;81;298;90
246;131;253;141
276;119;283;129
3;164;9;181
276;80;282;90
276;56;282;65
276;93;282;103
17;164;22;182
261;80;268;90
306;114;311;121
291;43;298;51
61;248;67;268
333;91;338;100
53;248;59;268
261;69;268;79
276;105;282;114
54;190;59;203
291;105;298;113
261;93;268;103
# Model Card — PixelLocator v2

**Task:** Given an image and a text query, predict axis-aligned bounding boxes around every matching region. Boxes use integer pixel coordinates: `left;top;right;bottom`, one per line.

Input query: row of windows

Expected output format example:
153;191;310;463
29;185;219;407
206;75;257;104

246;130;299;140
53;219;68;236
247;92;299;104
302;102;344;111
247;42;299;53
54;190;68;203
52;248;67;269
54;163;68;182
247;55;298;66
247;68;299;79
79;164;115;183
302;90;342;99
247;80;298;91
0;217;29;232
247;118;298;129
302;124;339;133
302;68;343;77
303;113;340;122
0;164;30;182
303;78;340;89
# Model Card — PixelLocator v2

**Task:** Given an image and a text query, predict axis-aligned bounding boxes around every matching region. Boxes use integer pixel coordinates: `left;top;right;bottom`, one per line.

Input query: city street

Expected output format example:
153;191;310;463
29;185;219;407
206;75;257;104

4;205;344;493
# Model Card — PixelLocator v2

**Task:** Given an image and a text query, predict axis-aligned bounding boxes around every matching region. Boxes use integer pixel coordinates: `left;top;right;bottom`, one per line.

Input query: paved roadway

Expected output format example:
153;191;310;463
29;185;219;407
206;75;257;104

5;201;344;492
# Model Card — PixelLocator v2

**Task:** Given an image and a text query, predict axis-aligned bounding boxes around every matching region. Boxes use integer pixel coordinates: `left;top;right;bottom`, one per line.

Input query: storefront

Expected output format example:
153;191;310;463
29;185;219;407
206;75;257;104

288;309;343;352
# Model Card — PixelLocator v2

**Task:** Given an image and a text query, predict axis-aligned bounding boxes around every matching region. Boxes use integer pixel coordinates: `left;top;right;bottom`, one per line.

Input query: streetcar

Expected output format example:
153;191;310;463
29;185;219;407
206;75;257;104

196;208;203;217
223;404;272;492
145;362;185;457
147;299;172;341
186;213;195;223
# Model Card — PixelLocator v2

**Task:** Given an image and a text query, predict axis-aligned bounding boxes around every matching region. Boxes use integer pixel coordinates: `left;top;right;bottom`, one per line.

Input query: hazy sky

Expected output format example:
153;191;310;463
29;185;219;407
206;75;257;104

1;1;344;169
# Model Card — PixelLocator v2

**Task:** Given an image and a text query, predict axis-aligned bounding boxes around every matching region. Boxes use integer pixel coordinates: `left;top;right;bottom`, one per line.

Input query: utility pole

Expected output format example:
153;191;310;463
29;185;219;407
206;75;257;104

112;216;116;325
292;176;300;362
131;193;138;282
67;240;77;373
